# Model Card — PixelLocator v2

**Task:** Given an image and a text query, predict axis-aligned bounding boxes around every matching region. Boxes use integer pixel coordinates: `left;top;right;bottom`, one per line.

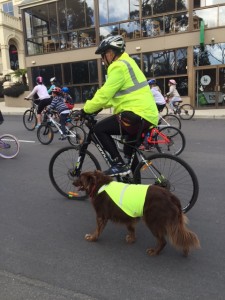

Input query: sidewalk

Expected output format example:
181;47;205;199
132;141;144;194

1;101;225;118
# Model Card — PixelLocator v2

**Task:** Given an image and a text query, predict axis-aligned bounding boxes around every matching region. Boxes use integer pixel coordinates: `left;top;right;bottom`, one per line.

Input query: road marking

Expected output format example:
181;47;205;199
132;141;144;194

18;139;36;143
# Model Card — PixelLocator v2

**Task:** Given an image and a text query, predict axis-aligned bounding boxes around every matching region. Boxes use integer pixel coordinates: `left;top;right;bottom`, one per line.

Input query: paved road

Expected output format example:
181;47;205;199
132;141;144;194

0;116;225;300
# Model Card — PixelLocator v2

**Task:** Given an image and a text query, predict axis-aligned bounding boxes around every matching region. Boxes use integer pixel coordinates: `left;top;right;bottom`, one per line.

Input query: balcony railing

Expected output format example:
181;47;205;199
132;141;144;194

0;9;22;31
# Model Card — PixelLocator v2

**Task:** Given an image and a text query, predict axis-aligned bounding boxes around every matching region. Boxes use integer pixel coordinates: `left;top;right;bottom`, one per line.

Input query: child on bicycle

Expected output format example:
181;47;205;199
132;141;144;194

148;79;166;112
166;79;182;113
61;87;74;110
47;87;70;140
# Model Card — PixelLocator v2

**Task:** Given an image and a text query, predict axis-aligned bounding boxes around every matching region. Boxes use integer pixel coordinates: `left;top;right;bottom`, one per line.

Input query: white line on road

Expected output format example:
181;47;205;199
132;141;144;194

18;139;36;143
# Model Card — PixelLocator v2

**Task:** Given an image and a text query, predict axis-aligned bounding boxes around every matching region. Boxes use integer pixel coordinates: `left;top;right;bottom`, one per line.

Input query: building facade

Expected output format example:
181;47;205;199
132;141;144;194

0;0;25;79
18;0;225;108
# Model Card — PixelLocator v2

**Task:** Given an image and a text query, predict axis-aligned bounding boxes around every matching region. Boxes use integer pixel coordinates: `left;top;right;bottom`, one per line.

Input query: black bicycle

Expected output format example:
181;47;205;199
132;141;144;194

49;114;199;213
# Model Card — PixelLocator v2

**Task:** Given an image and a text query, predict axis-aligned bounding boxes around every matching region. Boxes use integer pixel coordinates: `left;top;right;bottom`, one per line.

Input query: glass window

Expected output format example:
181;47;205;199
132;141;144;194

164;13;188;34
63;64;72;85
130;54;141;68
142;17;163;37
143;48;187;78
120;21;141;40
194;8;218;28
109;0;129;23
219;6;225;26
100;25;119;39
72;62;89;84
176;48;187;74
194;0;225;7
9;45;19;70
3;1;13;16
194;43;225;66
88;61;98;83
142;0;176;17
99;0;136;24
130;0;140;19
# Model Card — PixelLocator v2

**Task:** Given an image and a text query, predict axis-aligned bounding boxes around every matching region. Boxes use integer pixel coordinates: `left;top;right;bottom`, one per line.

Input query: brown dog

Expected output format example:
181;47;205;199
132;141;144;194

73;170;200;256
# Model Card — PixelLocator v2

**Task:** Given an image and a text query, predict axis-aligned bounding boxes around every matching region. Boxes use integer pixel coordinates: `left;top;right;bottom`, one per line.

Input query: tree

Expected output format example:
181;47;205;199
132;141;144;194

10;68;27;85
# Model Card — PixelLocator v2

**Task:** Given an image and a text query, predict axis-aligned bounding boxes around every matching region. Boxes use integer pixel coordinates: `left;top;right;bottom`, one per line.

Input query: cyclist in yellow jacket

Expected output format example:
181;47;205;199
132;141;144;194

82;35;158;176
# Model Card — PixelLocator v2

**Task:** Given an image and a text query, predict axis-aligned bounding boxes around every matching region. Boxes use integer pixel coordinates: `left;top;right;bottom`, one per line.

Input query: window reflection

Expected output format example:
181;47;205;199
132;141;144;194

130;54;141;68
194;0;225;7
24;0;95;55
143;48;187;78
194;8;217;28
194;43;225;66
142;18;163;37
219;6;225;26
100;21;141;40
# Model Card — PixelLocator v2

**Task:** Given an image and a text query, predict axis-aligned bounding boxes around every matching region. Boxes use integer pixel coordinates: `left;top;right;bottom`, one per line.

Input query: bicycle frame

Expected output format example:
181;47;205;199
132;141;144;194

147;127;171;145
47;114;76;138
72;116;163;183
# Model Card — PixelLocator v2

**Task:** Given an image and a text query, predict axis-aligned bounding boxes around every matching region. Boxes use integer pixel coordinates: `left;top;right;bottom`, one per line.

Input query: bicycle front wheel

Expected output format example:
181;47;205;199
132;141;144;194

67;125;86;146
155;126;185;156
133;153;199;213
179;104;195;120
49;147;101;200
23;109;37;131
37;124;54;145
0;134;20;159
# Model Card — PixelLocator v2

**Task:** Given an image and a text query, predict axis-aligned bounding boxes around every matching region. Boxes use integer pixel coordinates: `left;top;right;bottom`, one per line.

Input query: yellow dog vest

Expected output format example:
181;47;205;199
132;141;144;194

98;181;149;217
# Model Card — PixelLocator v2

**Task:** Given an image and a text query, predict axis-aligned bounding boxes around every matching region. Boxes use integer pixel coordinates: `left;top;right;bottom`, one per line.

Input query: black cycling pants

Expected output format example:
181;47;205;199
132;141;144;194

94;114;146;164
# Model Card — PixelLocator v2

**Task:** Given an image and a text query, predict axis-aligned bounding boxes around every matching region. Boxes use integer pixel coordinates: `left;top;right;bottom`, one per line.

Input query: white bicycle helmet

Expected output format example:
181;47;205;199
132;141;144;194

50;77;56;83
95;35;126;55
169;79;177;85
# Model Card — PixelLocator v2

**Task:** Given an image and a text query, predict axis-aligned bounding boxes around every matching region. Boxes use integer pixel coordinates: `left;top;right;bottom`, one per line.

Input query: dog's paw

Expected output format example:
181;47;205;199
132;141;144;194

146;248;159;256
125;234;136;244
85;233;97;242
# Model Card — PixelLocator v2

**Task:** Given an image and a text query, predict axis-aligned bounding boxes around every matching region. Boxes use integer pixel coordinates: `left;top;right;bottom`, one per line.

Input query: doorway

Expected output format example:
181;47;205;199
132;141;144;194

195;67;225;108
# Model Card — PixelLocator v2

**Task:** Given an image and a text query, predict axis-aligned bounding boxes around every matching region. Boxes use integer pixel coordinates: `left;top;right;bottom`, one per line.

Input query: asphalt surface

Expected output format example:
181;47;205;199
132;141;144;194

0;115;225;300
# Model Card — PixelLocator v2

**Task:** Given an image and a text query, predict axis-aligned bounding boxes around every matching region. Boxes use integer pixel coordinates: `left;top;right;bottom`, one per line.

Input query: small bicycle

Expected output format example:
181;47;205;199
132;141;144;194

37;110;86;146
164;97;195;120
49;113;199;213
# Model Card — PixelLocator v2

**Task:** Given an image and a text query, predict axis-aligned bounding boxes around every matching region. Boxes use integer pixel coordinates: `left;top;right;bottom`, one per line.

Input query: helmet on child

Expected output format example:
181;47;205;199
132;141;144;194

50;77;56;83
169;79;177;85
36;76;43;84
95;35;126;55
61;87;69;93
148;79;156;85
52;87;61;94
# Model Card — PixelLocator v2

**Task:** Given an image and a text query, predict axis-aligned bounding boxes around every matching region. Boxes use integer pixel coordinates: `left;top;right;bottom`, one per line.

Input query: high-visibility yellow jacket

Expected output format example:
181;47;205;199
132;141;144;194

98;181;149;217
83;52;158;126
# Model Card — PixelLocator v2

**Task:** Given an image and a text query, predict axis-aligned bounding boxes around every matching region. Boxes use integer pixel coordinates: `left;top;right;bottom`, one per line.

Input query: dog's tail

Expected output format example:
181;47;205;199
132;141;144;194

167;214;200;256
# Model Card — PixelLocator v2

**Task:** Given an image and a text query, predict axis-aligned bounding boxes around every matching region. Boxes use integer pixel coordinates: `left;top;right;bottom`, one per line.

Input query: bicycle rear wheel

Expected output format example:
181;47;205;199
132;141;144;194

179;104;195;120
49;146;101;200
67;125;86;146
155;126;185;156
133;153;199;213
0;134;20;159
23;109;37;131
160;114;181;129
37;124;54;145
